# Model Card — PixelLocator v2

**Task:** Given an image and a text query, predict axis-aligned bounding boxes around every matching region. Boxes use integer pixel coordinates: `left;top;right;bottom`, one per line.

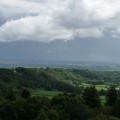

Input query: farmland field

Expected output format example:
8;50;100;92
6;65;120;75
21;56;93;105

31;89;62;98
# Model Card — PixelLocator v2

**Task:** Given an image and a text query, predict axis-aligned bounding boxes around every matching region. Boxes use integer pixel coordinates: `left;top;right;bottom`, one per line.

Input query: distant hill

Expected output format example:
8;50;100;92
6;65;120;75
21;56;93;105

0;68;84;93
0;67;120;94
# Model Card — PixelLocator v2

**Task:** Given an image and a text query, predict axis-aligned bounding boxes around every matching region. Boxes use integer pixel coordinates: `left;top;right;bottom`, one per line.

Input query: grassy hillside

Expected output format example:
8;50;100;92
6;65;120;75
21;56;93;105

31;89;62;98
0;67;120;96
0;68;84;93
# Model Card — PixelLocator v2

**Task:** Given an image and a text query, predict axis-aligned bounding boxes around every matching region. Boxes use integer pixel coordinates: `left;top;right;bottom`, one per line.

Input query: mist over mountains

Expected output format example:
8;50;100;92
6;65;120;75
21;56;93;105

0;36;120;65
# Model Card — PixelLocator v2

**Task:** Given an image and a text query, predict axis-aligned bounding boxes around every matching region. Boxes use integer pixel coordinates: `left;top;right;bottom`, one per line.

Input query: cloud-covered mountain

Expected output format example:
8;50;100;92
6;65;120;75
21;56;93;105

0;37;119;63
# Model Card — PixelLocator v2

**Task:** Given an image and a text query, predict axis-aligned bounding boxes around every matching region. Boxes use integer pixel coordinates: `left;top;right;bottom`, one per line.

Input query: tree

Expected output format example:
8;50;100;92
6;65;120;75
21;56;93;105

36;110;48;120
90;114;120;120
52;93;91;120
106;86;118;106
5;89;16;101
21;89;31;99
83;86;101;108
47;109;59;120
0;101;18;120
112;98;120;118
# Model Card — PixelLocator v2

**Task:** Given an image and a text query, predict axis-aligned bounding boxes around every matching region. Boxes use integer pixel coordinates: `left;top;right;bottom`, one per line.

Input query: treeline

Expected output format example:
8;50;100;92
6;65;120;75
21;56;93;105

71;69;120;84
0;86;120;120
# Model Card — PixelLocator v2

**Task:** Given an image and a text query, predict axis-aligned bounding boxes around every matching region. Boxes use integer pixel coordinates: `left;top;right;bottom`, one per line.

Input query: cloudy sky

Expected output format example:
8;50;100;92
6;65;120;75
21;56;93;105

0;0;120;63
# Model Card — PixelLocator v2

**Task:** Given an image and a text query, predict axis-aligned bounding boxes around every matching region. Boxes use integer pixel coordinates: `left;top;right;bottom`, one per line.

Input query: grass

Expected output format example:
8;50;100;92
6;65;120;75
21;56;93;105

96;85;110;91
80;83;110;91
80;83;91;88
31;89;62;98
100;96;106;105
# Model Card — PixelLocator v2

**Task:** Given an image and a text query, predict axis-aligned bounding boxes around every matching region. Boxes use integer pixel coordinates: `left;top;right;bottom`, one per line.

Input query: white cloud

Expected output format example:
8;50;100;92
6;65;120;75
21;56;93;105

0;16;73;42
74;28;103;38
0;0;120;42
82;0;120;20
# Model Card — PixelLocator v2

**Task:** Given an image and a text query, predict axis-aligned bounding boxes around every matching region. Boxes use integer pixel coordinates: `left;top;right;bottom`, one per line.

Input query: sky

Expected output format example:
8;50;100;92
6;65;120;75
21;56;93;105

0;0;120;63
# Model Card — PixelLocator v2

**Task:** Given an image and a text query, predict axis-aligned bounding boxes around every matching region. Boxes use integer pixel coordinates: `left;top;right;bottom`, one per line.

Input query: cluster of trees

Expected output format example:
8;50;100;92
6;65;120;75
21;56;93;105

0;86;120;120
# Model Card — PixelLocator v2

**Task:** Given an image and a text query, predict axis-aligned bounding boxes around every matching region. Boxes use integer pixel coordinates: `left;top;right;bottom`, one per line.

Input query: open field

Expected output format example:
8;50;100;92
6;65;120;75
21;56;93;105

95;85;110;91
81;83;110;91
31;89;62;98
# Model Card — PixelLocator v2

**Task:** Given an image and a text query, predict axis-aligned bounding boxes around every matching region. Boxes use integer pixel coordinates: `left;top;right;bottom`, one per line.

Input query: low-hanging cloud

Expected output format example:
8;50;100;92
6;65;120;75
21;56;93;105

0;0;120;42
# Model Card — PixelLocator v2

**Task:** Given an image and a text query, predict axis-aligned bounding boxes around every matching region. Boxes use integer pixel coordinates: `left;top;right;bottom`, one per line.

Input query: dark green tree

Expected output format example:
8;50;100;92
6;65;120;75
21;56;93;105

112;98;120;118
52;93;91;120
21;89;31;99
83;86;101;108
5;89;16;101
36;110;48;120
0;101;18;120
106;86;118;106
47;109;59;120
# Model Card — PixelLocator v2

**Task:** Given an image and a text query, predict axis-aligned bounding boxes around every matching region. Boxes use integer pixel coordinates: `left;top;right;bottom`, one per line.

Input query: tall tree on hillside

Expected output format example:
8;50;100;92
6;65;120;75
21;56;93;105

21;89;31;99
83;86;101;108
5;89;16;101
106;86;118;106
